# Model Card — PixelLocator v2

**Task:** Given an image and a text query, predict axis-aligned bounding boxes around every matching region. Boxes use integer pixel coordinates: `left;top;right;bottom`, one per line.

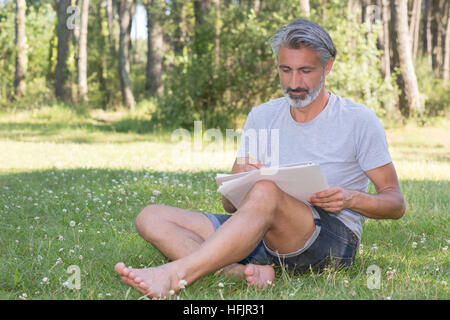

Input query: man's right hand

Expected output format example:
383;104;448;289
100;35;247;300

221;157;265;213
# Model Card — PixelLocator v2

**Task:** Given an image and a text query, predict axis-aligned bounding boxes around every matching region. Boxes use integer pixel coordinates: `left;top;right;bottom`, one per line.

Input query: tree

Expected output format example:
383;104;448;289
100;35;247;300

380;0;390;79
118;0;135;109
55;0;72;100
78;0;89;102
392;0;423;118
172;0;188;55
409;0;421;61
14;0;27;98
299;0;310;18
444;5;450;85
424;0;433;70
144;0;164;96
193;0;211;26
106;0;116;56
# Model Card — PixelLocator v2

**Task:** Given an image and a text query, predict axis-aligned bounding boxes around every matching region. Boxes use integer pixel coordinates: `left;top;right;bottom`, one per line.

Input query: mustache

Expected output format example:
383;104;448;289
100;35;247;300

286;87;309;93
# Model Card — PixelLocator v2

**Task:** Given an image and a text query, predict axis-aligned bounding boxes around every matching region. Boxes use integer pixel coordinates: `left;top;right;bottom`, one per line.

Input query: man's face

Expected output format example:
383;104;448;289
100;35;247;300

278;46;329;108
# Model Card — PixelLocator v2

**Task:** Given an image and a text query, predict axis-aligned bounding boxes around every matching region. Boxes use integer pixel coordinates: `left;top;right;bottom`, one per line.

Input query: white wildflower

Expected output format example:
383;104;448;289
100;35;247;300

69;221;76;227
178;279;187;289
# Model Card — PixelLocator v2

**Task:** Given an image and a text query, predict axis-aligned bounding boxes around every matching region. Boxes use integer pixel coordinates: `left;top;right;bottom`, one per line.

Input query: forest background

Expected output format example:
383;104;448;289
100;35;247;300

1;0;449;130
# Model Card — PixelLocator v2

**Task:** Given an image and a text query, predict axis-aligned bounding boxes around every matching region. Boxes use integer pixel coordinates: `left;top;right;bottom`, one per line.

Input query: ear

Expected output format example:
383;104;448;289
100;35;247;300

324;57;334;76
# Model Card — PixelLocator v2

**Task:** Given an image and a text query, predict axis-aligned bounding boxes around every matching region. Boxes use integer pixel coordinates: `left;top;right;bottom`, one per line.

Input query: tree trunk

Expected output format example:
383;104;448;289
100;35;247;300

78;0;89;102
425;0;433;70
106;0;116;55
409;0;421;61
172;0;187;55
145;0;164;96
194;0;211;26
215;0;221;69
299;0;310;18
432;0;446;77
97;0;110;108
443;5;450;85
254;0;261;15
55;0;73;100
392;0;423;117
381;0;390;78
118;0;135;109
14;0;27;98
348;0;362;24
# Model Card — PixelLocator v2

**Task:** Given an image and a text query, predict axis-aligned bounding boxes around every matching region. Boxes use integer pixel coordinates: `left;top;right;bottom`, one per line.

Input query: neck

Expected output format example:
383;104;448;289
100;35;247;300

290;88;330;123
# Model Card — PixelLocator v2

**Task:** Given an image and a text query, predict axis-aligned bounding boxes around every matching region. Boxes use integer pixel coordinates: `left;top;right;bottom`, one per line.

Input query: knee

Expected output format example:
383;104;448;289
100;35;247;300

246;180;282;207
135;204;165;235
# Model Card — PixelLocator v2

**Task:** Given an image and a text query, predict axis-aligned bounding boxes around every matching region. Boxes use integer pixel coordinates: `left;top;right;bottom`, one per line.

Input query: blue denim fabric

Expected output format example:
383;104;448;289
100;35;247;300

201;207;358;274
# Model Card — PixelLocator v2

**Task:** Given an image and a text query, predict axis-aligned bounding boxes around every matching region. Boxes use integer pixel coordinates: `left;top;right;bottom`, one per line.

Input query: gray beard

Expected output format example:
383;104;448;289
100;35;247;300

281;73;324;109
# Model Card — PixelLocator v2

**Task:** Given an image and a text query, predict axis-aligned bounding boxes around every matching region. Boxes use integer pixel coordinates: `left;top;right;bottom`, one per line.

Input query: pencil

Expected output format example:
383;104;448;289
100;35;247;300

248;152;258;162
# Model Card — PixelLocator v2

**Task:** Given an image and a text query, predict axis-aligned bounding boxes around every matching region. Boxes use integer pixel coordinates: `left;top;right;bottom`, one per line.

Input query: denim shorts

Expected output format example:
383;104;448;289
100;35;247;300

202;206;359;274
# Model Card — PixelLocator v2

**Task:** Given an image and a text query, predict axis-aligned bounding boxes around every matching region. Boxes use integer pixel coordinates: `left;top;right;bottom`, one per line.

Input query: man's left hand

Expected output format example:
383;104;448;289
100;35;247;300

307;186;355;213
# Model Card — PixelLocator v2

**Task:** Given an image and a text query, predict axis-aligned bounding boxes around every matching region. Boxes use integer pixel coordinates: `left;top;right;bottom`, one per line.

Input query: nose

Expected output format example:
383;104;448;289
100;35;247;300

289;71;306;90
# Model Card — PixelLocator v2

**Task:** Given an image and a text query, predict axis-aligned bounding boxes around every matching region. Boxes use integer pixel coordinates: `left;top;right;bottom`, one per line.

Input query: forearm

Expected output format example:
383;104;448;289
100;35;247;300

348;189;406;220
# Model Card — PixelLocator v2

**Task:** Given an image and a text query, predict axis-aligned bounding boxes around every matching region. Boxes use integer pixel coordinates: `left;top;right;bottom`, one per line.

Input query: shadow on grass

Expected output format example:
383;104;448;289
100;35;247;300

0;118;175;144
0;118;238;144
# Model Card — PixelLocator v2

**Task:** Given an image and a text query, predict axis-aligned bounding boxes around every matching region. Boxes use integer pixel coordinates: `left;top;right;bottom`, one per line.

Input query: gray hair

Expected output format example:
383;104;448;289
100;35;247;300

269;19;337;67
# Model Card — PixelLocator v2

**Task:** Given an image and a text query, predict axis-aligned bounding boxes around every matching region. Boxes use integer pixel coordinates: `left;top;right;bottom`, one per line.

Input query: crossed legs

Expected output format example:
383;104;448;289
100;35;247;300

114;180;316;298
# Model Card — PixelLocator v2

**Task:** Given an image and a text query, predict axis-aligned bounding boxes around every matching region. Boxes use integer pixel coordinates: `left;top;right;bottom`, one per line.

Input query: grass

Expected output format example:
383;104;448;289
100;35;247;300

0;105;448;300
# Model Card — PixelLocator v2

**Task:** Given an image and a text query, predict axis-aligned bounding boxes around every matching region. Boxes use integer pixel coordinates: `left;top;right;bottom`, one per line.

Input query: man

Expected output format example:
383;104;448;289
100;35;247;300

114;19;405;298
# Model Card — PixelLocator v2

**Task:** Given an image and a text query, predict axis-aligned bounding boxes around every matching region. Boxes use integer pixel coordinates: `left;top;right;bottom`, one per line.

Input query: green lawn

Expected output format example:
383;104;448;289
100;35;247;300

0;107;448;300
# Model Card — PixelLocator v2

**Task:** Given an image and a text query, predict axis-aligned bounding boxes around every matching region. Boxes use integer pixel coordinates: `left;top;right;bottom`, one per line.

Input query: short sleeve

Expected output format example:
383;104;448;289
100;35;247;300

236;110;258;159
355;110;392;172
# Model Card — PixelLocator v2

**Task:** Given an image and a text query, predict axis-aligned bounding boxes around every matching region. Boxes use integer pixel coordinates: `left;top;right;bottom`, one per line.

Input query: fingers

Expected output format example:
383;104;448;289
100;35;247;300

310;200;344;212
308;186;345;212
312;186;341;199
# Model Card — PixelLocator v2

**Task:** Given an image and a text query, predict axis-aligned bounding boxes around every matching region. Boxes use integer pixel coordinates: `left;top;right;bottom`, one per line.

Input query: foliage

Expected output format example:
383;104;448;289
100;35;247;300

157;0;398;130
0;2;56;108
414;56;450;117
0;0;446;128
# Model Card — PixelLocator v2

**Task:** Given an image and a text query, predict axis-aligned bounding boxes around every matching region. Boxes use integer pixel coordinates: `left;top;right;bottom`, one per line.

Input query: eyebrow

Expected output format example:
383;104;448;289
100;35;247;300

278;64;316;70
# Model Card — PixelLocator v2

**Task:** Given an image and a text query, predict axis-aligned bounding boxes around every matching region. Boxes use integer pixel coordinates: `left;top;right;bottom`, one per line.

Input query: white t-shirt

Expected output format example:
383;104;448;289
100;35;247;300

237;92;392;240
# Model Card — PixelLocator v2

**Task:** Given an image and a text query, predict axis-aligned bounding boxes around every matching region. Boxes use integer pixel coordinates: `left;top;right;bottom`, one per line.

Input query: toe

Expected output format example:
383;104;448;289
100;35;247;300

244;264;255;276
115;262;127;276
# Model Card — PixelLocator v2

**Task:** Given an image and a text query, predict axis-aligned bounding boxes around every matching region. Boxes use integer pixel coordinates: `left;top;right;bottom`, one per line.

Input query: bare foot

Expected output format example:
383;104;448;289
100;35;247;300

243;264;275;289
114;262;183;299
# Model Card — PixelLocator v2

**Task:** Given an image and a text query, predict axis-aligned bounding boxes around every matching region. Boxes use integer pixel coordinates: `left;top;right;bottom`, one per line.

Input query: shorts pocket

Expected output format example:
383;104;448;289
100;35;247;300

321;227;357;247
